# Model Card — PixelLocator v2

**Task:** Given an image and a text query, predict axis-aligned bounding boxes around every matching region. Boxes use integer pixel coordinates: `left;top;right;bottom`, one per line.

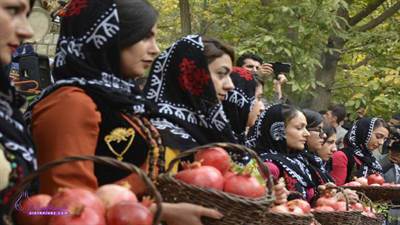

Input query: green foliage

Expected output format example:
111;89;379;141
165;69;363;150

150;0;400;116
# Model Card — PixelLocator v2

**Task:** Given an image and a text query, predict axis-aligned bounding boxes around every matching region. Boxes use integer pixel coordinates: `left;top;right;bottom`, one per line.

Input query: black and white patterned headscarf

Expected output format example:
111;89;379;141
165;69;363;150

26;0;156;120
246;104;315;198
344;117;383;176
223;67;257;144
144;35;236;150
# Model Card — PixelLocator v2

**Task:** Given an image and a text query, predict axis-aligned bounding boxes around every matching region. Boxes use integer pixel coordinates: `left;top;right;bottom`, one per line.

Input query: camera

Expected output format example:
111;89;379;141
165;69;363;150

269;62;291;79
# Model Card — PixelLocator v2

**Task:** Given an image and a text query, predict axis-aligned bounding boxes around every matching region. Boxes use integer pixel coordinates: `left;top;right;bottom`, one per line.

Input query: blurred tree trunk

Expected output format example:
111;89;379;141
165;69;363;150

179;0;192;35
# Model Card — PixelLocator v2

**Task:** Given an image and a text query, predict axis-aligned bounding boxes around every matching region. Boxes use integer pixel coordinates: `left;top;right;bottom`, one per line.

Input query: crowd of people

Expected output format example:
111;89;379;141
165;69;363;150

0;0;399;224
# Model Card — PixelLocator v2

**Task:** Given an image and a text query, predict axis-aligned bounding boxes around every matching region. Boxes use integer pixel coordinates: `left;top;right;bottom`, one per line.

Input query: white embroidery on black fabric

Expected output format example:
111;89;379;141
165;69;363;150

151;118;195;141
86;8;119;49
146;45;176;102
0;132;37;169
0;106;24;132
210;105;228;131
365;117;377;146
0;99;13;118
270;122;286;141
227;90;249;108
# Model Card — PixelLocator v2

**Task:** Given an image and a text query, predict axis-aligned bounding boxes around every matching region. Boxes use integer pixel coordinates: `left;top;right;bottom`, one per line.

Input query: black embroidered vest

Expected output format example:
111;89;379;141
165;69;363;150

85;92;149;185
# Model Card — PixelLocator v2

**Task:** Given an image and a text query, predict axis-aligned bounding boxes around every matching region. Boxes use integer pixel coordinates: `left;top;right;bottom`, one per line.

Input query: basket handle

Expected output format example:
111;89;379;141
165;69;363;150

325;186;351;211
165;142;274;196
6;155;162;225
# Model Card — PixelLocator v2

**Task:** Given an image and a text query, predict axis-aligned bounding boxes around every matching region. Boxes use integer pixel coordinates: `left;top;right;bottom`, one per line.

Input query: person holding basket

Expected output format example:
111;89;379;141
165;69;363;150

28;0;223;224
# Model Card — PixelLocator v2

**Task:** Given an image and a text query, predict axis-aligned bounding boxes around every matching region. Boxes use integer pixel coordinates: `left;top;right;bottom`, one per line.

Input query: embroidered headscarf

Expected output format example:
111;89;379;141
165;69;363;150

344;117;384;176
222;67;257;144
246;104;315;199
26;0;157;119
144;35;236;150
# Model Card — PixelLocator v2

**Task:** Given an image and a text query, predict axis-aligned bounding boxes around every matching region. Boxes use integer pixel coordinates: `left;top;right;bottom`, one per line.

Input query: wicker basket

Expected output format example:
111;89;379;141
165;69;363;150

342;186;400;202
359;213;385;225
157;142;275;225
312;187;362;225
3;155;163;225
357;191;386;225
263;212;315;225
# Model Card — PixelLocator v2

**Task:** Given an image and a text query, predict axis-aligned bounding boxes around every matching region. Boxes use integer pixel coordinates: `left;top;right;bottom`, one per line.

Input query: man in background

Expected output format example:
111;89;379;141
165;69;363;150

324;104;347;150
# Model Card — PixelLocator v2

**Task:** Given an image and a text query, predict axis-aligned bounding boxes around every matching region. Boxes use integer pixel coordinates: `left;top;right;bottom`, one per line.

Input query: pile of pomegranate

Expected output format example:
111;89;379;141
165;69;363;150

343;173;400;187
16;183;154;225
175;147;267;198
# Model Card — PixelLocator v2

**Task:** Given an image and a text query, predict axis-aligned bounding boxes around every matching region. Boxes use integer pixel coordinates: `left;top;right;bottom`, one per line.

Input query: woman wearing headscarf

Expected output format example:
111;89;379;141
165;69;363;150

317;122;337;165
28;0;222;224
144;35;236;151
0;0;34;216
222;67;261;144
330;117;389;185
303;109;334;185
246;104;316;201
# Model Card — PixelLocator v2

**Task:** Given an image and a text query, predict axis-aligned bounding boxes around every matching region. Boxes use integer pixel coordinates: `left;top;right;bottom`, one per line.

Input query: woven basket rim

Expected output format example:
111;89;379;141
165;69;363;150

158;173;275;204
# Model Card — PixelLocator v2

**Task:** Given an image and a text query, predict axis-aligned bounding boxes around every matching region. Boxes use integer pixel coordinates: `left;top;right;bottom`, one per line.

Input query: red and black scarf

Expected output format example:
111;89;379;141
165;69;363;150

144;35;237;150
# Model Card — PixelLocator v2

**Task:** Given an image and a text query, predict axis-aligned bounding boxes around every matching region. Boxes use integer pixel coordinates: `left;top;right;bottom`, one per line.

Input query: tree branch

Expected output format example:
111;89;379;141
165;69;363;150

348;0;386;26
356;1;400;32
260;0;271;6
340;56;372;70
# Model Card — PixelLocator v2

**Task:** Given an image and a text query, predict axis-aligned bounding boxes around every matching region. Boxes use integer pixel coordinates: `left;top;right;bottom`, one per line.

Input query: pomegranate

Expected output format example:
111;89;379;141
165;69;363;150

175;162;224;190
270;204;290;213
287;199;311;214
194;147;231;174
16;194;51;225
313;206;335;212
48;205;106;225
350;203;364;211
96;184;137;208
367;174;385;185
48;188;105;215
315;196;337;208
223;173;266;198
354;177;368;186
288;205;304;215
343;181;361;187
106;200;153;225
332;201;347;211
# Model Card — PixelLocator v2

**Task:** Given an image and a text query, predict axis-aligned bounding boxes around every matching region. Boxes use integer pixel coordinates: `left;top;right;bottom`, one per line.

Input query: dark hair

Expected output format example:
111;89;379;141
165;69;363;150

390;141;400;153
236;53;263;67
253;74;264;87
303;109;323;129
282;104;302;125
135;76;147;90
373;118;389;131
202;37;235;64
392;113;400;121
328;104;346;123
322;122;336;140
116;0;158;49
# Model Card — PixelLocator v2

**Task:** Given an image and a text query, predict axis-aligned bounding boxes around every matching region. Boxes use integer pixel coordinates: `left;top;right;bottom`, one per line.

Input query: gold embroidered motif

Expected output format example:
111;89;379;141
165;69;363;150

104;128;135;161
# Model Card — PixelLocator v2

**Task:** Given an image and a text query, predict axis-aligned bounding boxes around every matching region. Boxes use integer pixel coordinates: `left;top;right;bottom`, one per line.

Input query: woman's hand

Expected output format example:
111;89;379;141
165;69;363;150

160;202;223;225
273;178;289;205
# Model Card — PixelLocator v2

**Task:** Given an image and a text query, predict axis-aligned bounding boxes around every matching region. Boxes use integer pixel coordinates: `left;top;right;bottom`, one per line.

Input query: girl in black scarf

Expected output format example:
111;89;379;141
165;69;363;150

0;0;35;217
246;104;316;201
222;67;259;144
330;117;389;185
144;35;237;150
27;1;223;224
303;109;334;185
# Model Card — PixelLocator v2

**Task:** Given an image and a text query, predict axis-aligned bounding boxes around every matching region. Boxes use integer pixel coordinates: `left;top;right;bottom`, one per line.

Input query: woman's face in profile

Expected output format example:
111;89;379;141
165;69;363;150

0;0;33;65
